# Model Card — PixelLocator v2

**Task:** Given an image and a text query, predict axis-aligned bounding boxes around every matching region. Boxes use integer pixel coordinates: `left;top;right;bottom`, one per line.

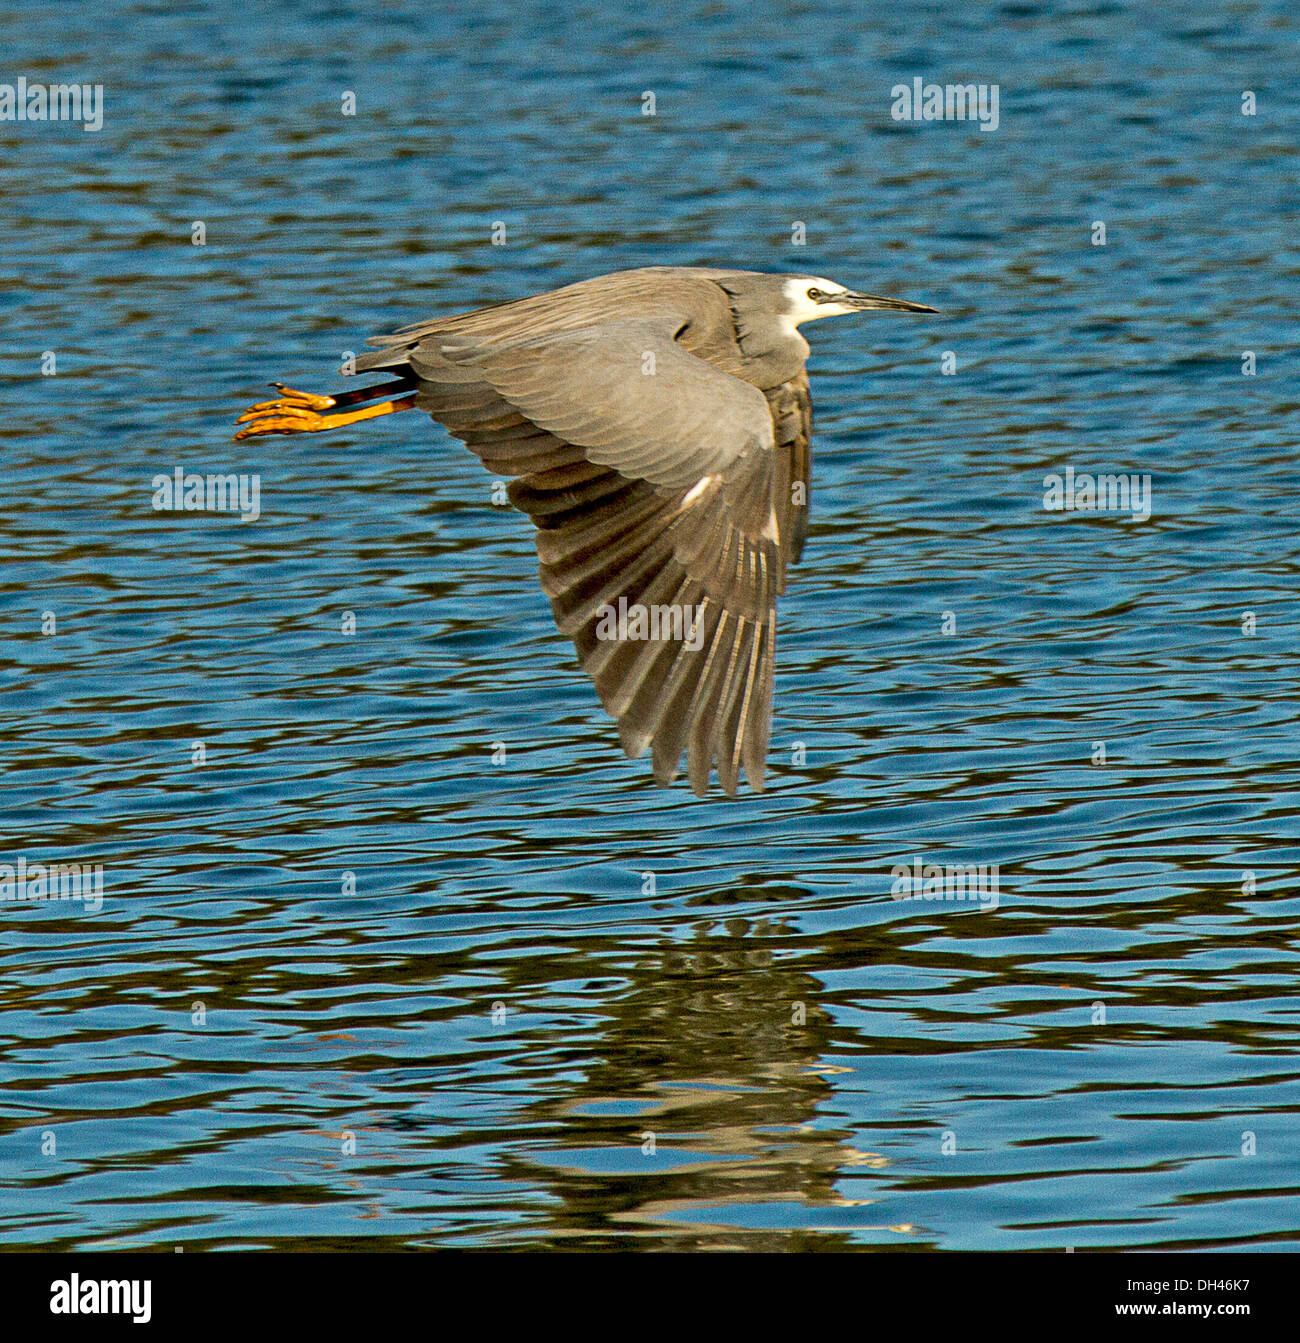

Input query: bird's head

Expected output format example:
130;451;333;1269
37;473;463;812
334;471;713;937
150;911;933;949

782;275;938;325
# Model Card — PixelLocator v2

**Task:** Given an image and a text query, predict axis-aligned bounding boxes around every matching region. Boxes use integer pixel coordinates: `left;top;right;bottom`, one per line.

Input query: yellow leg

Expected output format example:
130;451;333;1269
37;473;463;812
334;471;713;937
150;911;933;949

234;394;417;439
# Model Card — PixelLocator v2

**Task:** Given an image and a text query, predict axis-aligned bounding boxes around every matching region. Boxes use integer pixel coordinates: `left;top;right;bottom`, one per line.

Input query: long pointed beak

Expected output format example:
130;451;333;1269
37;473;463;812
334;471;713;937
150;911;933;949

837;290;939;313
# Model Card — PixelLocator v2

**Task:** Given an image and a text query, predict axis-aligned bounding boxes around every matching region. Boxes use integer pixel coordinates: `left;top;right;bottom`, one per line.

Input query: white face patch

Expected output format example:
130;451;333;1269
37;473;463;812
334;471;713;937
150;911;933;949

782;276;854;326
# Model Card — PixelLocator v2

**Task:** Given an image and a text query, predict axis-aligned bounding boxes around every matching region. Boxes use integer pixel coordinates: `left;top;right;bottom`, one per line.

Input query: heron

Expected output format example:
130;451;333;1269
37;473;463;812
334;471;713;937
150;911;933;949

234;267;936;797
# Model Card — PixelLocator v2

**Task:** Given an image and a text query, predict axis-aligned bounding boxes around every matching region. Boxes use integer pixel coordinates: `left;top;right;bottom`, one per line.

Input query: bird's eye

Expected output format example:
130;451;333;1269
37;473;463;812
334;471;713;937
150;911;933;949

806;287;825;301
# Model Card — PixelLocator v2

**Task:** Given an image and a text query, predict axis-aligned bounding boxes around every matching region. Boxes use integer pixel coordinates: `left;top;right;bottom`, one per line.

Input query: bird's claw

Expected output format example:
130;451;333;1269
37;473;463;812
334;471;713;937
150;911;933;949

234;386;341;437
234;406;332;438
258;383;337;411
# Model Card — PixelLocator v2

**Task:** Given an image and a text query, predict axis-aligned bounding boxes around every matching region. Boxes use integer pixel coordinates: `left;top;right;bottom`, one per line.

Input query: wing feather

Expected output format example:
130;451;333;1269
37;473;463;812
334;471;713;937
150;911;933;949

360;302;815;795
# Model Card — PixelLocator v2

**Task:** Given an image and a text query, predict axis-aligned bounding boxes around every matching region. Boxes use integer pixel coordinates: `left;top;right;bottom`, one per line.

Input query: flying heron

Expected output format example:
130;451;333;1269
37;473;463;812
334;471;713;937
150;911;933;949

234;267;936;797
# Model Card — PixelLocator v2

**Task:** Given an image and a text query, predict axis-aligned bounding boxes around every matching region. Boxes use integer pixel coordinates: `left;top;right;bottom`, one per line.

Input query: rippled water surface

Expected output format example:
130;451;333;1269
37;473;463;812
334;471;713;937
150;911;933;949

2;0;1298;1250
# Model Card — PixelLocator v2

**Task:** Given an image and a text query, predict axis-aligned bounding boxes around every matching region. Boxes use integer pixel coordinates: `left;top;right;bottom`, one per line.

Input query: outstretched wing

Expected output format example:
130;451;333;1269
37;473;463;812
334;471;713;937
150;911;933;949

370;317;812;796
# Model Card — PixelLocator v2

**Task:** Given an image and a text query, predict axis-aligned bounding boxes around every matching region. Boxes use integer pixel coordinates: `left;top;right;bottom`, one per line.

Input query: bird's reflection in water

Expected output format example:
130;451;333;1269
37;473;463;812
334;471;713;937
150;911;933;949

499;912;910;1249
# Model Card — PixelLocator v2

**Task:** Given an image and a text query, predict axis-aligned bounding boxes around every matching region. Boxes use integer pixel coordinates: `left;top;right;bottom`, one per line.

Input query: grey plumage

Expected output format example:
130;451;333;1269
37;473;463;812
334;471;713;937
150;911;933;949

236;266;936;797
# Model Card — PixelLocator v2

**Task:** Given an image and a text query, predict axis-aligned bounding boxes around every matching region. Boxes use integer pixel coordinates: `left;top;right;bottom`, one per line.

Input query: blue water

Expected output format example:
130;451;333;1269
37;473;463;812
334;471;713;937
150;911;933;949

1;0;1298;1250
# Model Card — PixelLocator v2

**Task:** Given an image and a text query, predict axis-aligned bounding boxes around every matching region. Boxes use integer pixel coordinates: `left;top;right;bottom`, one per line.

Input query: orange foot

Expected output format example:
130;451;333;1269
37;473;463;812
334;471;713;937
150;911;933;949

252;383;337;412
235;405;335;438
234;391;417;439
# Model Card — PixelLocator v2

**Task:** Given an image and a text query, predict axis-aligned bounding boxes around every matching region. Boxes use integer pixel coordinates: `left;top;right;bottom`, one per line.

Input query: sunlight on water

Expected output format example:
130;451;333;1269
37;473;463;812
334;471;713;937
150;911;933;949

1;0;1297;1250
